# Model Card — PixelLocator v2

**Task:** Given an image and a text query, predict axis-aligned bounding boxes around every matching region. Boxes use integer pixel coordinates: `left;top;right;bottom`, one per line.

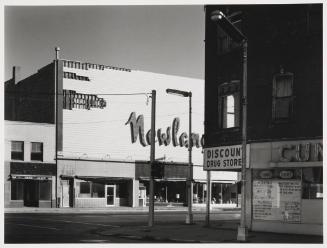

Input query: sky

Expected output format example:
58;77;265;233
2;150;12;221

4;5;205;81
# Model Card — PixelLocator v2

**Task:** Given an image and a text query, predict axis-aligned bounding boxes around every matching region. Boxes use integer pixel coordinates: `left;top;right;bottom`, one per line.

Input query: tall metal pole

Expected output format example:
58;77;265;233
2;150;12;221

54;47;60;208
237;41;248;241
205;170;211;226
186;93;193;224
148;90;156;227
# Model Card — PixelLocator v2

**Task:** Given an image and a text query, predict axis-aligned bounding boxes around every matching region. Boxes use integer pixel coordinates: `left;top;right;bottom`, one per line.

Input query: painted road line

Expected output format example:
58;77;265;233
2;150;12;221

42;218;120;228
17;223;60;231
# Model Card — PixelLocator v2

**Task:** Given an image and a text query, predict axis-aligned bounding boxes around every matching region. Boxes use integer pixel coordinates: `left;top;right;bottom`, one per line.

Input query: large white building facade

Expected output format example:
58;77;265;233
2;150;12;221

5;58;238;208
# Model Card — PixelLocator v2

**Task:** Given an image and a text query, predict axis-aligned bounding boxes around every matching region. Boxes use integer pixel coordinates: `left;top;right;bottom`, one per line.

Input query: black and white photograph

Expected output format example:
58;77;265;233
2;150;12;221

2;0;325;245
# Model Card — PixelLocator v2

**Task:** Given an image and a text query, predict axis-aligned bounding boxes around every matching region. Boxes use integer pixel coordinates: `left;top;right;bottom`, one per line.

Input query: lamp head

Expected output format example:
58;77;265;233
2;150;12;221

166;88;191;97
210;10;247;44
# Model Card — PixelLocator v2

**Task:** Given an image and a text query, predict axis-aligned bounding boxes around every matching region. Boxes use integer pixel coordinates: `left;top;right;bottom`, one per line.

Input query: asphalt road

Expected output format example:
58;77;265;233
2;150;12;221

5;211;240;243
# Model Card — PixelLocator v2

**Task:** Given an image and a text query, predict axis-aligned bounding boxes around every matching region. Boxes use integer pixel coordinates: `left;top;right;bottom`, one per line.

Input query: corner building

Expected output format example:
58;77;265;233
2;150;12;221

204;4;322;235
5;58;238;208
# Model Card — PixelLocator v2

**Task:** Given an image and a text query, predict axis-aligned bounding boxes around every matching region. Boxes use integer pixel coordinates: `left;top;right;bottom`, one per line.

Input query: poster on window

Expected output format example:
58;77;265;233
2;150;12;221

253;180;301;223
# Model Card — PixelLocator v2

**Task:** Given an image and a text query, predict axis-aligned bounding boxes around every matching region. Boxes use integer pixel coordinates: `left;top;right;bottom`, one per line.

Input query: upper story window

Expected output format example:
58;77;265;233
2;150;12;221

218;80;240;129
31;142;43;161
272;70;294;122
11;141;24;160
216;11;243;55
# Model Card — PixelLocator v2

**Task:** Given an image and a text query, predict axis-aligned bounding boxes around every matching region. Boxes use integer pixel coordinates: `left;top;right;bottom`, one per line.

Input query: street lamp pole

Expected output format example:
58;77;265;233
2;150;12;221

210;10;248;241
148;90;156;227
187;92;193;224
166;88;193;224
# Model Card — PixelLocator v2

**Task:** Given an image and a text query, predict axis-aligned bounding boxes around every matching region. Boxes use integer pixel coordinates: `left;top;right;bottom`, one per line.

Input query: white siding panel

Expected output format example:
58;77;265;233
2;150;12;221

63;69;205;165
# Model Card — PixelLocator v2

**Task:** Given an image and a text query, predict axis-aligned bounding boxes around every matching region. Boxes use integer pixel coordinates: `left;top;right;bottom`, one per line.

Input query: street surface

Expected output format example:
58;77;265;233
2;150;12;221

5;211;240;243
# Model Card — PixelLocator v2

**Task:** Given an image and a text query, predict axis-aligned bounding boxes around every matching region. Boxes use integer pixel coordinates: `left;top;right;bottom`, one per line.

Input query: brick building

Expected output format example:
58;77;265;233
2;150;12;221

204;4;322;235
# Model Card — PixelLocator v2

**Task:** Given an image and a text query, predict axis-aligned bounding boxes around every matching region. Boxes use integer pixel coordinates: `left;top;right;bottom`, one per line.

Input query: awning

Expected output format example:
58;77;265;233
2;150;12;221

74;176;133;184
138;177;187;182
10;174;52;180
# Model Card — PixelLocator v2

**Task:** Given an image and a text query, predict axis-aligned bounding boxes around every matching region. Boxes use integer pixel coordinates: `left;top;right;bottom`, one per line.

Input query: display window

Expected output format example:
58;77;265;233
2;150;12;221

302;167;323;199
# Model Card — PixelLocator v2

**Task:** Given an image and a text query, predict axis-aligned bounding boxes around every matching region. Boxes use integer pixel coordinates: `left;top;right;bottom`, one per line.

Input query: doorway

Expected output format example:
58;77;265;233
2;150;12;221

105;185;116;206
24;180;39;207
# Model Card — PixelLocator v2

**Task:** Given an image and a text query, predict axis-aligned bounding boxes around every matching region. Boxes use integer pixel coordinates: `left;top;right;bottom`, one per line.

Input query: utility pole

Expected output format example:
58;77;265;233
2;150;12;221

210;10;248;241
148;90;156;227
205;170;211;226
54;47;60;208
238;40;248;241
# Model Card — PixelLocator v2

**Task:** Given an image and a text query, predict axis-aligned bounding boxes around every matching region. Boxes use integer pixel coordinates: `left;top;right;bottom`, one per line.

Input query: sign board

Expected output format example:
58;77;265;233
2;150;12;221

203;144;249;170
253;179;301;222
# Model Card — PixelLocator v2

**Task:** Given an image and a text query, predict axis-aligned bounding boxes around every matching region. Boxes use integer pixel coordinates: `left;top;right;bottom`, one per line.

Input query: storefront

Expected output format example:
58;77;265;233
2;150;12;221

58;158;138;208
249;139;323;235
8;162;56;208
136;161;239;207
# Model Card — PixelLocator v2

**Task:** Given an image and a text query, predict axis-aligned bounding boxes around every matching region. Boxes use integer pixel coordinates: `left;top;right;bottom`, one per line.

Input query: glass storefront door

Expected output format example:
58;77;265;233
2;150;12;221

105;185;116;206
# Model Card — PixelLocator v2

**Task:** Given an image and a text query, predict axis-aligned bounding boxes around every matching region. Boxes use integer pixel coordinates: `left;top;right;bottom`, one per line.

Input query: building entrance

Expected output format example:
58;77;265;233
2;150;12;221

105;185;116;206
24;180;39;207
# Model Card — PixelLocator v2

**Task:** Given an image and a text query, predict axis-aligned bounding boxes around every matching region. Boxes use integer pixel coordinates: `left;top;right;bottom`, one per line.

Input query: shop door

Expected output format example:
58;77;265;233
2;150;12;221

106;185;116;206
24;180;39;207
62;182;70;207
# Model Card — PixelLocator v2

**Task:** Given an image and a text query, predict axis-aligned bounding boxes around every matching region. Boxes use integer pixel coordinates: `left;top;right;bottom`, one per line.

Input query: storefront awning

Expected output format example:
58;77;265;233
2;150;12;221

74;176;133;184
10;174;52;180
138;177;186;182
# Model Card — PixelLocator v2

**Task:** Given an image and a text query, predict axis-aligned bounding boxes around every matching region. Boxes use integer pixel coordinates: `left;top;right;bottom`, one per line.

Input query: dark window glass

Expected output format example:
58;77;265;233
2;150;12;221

80;182;90;194
91;183;105;198
302;167;323;199
11;180;24;200
272;72;294;121
116;183;128;198
39;181;51;200
11;141;24;160
31;142;43;161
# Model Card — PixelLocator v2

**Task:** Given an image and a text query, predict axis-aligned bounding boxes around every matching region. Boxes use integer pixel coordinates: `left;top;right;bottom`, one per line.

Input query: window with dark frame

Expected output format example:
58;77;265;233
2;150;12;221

272;71;294;122
80;182;91;194
11;141;24;160
302;167;323;199
218;81;240;129
11;180;24;200
31;142;43;161
39;181;51;200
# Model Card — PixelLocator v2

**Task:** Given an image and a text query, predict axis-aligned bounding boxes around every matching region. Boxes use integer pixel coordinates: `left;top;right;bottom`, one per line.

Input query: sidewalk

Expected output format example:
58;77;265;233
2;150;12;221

98;221;323;243
4;205;240;214
5;207;323;243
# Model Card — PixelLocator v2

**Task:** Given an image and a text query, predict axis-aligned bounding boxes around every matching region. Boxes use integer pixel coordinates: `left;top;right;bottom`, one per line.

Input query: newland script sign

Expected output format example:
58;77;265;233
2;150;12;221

125;112;204;148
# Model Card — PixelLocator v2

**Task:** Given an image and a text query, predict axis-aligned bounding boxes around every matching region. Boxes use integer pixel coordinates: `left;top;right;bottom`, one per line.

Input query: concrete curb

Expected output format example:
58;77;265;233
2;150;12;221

5;207;241;214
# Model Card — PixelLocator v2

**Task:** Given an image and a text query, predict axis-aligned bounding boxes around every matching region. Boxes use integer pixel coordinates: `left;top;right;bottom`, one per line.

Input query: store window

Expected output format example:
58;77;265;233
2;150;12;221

11;141;24;160
218;81;240;129
39;181;51;200
31;142;43;161
78;182;105;198
80;182;90;194
272;71;294;122
11;180;24;200
92;183;105;198
302;167;323;199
